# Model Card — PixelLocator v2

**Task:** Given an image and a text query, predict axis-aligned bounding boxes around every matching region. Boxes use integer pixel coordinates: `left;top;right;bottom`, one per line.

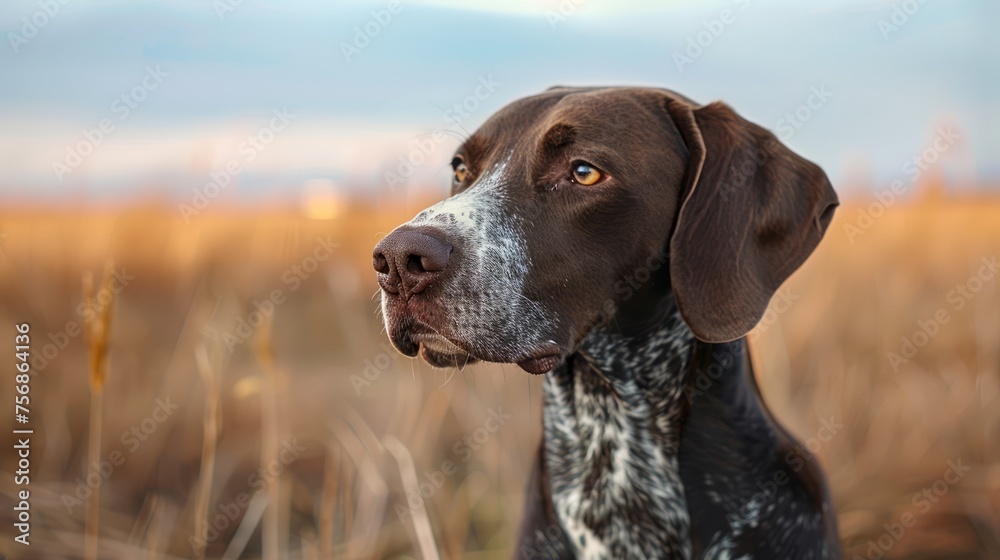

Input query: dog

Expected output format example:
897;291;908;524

373;87;840;559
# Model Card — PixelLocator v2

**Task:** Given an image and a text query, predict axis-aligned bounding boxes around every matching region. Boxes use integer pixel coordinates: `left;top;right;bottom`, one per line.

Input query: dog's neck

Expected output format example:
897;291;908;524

542;294;696;559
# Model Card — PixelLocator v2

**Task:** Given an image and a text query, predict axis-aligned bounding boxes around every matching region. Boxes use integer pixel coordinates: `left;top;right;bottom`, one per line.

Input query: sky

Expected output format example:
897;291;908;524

0;0;997;203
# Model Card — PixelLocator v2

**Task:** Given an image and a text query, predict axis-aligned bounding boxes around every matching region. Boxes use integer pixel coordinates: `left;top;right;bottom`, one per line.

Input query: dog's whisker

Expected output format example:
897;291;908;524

424;102;472;140
437;367;457;389
433;127;469;142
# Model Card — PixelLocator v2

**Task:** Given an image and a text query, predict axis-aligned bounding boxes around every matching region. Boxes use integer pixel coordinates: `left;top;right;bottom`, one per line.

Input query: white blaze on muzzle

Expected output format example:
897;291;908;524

387;159;551;360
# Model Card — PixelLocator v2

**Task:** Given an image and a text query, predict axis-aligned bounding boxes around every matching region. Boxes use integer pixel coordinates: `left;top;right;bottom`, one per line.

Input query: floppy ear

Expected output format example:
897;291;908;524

664;98;839;343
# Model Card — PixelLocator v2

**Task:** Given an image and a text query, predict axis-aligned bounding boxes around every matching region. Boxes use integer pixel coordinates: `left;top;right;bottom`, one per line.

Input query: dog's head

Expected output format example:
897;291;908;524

374;87;837;373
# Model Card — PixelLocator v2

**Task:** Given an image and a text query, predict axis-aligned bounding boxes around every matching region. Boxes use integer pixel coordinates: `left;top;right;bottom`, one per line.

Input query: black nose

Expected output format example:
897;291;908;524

373;229;452;299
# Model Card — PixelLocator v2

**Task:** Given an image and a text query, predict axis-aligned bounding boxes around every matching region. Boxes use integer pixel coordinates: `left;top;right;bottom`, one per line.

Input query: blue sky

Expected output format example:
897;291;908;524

0;0;996;202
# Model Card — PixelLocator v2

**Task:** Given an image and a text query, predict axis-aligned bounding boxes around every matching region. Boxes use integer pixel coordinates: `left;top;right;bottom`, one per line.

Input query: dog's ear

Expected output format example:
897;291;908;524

664;98;838;343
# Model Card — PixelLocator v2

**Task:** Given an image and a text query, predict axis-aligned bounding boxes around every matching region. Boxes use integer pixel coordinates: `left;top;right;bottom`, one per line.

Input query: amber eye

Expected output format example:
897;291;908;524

571;162;603;186
452;157;468;184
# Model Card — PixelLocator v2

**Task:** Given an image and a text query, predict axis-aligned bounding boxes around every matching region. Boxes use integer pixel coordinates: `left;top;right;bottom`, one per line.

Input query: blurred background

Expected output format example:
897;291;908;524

0;0;998;558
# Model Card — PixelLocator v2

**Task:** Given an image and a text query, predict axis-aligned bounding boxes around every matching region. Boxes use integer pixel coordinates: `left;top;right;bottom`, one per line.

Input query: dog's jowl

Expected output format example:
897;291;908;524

374;87;840;559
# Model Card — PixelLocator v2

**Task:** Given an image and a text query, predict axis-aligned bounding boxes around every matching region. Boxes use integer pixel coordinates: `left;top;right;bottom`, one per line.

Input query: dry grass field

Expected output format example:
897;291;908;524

0;188;998;559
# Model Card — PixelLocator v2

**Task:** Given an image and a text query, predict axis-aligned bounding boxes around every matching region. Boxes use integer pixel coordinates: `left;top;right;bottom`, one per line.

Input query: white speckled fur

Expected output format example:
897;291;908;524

389;158;550;359
543;311;697;559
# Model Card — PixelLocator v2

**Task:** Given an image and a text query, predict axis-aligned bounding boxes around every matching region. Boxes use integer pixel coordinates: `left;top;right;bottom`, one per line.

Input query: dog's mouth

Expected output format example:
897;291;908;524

513;349;563;375
410;329;477;369
395;320;562;374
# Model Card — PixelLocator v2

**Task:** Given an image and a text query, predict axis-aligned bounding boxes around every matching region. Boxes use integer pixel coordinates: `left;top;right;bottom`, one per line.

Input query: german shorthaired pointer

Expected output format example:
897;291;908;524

373;87;840;559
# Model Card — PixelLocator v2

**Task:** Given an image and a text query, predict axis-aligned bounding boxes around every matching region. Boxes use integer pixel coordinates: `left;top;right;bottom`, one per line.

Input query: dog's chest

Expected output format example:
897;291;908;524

542;321;695;559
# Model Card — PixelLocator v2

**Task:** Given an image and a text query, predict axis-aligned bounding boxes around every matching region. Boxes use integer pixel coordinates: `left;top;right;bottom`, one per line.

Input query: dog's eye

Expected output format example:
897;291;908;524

571;162;604;186
452;158;469;184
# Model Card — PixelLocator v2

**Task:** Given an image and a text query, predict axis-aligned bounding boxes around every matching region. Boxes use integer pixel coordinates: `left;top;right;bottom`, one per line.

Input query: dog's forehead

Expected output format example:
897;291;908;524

478;88;662;140
455;88;678;180
454;88;687;199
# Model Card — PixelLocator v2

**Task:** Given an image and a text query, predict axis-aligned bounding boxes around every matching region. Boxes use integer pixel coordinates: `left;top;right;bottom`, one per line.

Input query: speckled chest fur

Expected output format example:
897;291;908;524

542;309;696;559
521;302;838;560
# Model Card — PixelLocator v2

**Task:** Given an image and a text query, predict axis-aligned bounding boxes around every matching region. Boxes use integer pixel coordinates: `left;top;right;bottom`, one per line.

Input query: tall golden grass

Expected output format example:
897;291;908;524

0;191;997;559
81;261;117;560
